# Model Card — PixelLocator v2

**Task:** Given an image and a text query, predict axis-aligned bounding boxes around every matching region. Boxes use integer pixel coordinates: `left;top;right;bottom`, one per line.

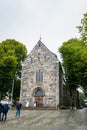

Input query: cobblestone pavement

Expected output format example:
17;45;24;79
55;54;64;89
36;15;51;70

0;108;87;130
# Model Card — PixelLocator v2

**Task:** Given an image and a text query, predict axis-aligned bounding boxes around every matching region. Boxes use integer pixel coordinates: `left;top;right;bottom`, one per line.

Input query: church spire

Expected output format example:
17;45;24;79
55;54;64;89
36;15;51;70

37;35;42;46
39;34;42;41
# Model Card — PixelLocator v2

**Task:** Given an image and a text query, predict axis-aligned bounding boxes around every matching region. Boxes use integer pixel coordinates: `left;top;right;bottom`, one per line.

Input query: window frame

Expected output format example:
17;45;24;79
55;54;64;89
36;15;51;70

36;69;43;83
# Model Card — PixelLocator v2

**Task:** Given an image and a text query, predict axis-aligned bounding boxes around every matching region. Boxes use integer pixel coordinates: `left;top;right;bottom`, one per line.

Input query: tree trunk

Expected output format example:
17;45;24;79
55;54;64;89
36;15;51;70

0;91;2;101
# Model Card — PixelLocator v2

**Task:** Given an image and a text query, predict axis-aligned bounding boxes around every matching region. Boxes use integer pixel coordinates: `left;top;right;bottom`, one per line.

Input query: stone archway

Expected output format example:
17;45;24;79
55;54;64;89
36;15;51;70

32;87;45;106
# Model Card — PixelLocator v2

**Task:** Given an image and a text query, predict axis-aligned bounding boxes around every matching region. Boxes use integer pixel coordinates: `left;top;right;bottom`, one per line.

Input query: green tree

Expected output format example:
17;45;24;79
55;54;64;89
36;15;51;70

77;13;87;43
0;39;27;100
77;12;87;95
59;38;87;98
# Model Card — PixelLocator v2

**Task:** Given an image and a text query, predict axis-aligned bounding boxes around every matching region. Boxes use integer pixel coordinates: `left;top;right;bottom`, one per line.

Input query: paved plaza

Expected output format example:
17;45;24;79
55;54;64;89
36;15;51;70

0;108;87;130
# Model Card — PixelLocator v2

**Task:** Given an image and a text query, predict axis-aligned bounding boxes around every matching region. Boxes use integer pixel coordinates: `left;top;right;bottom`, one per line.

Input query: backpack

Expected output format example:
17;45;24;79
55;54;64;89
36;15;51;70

3;104;9;112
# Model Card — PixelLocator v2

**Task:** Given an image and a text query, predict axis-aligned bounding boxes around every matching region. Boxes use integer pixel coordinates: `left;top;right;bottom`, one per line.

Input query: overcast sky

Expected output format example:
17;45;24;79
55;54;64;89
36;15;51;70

0;0;87;60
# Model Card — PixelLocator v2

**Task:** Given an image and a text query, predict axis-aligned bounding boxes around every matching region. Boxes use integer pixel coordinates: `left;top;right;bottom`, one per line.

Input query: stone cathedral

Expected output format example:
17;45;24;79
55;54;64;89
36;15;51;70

20;40;63;108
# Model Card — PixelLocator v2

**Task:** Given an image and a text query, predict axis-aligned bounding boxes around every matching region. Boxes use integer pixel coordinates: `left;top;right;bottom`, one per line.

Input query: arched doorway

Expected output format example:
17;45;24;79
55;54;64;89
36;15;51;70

32;87;45;107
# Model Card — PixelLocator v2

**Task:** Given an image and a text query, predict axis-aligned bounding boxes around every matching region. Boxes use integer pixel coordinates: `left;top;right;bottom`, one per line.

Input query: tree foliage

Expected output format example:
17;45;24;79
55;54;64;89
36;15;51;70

59;38;87;96
0;39;27;100
59;12;87;97
77;13;87;43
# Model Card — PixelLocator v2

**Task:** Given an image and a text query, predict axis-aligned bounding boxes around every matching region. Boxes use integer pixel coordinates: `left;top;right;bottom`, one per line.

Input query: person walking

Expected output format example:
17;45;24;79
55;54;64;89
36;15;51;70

16;101;22;118
2;103;9;121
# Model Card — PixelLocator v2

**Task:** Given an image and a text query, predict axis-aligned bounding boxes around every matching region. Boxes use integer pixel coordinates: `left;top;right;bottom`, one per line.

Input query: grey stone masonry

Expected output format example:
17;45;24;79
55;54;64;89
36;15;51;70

20;40;63;108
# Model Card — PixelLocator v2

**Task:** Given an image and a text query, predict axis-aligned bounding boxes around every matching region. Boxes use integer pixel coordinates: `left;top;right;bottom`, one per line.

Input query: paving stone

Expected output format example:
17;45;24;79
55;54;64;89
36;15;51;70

0;109;87;130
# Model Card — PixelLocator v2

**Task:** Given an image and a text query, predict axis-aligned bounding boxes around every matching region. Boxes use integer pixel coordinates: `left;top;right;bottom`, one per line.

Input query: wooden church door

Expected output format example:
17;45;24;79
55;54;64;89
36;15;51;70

35;89;43;106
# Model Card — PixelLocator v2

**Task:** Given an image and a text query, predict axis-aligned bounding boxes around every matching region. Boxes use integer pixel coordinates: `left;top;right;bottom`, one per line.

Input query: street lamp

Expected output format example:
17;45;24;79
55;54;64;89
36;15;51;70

11;79;14;105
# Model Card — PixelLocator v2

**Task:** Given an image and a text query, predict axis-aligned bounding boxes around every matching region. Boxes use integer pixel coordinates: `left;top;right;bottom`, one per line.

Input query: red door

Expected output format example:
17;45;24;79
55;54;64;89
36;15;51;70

35;96;43;106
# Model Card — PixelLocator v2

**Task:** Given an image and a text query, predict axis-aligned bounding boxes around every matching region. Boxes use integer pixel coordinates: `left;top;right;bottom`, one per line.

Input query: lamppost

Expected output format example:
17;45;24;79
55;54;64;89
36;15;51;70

11;79;14;105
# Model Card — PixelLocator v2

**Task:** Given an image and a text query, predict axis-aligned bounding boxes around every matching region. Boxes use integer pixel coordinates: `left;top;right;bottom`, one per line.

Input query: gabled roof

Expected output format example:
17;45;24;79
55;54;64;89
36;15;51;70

23;39;59;64
30;39;58;59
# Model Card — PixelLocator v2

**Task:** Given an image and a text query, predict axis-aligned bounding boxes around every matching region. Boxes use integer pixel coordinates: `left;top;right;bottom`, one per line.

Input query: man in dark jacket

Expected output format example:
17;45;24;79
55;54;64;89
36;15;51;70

2;103;9;121
16;101;22;117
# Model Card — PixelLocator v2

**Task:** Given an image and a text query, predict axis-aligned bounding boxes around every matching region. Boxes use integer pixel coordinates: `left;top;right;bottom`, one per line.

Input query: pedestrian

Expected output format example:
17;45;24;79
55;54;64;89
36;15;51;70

2;103;9;121
15;101;22;118
71;100;74;109
0;103;4;121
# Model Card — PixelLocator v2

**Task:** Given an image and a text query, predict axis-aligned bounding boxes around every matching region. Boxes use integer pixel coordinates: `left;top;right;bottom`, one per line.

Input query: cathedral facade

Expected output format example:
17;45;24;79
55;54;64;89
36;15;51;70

20;40;63;108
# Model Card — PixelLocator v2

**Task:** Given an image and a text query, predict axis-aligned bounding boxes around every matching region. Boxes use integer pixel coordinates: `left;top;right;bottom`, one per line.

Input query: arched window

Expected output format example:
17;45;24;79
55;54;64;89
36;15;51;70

36;69;43;83
32;87;45;97
35;90;43;96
